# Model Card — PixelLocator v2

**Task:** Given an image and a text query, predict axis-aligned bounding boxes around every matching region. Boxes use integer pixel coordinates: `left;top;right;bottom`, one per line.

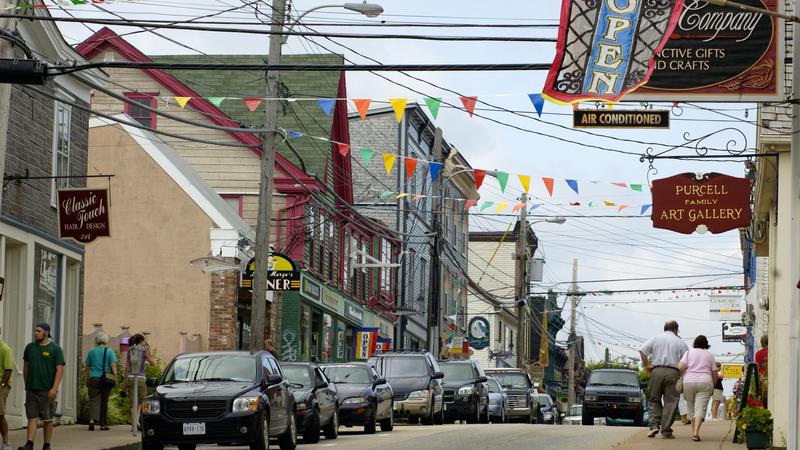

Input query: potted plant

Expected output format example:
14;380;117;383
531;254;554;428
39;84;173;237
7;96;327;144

737;405;773;449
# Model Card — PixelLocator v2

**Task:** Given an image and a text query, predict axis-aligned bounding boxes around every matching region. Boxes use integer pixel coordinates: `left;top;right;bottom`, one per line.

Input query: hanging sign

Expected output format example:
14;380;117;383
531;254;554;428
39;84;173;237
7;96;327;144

573;109;669;128
722;322;748;342
651;173;751;234
721;364;744;379
467;316;490;350
354;328;379;360
630;0;782;101
709;294;743;321
241;252;300;291
57;188;111;243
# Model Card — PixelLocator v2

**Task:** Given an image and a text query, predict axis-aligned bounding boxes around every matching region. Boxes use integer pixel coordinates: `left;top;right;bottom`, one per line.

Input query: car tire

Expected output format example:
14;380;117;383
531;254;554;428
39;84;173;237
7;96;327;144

467;401;480;424
434;400;445;425
582;412;594;426
278;413;298;450
323;408;339;439
480;404;490;424
142;442;164;450
302;409;321;443
380;408;394;432
365;407;377;434
249;413;269;450
421;398;435;425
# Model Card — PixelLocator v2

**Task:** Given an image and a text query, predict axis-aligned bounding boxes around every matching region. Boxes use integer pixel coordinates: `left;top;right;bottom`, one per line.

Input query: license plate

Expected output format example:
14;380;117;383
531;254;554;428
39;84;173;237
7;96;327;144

182;423;206;435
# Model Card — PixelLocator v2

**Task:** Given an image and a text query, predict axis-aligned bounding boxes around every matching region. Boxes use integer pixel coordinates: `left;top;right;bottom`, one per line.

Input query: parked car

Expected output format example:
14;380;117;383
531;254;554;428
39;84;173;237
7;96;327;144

483;368;538;423
561;404;583;425
537;392;559;424
486;376;509;423
582;368;645;426
281;362;338;443
438;360;489;423
321;362;394;433
368;350;445;425
140;351;297;450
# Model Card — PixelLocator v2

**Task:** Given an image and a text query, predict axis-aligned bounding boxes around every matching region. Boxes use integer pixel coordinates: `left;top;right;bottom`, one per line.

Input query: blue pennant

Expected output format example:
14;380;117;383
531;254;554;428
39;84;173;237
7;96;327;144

640;204;652;215
287;131;303;139
429;162;443;183
565;179;579;194
528;93;545;118
317;99;336;116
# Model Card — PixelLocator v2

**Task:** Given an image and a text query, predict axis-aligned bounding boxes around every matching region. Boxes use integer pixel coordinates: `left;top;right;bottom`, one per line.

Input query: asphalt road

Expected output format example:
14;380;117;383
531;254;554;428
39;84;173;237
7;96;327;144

197;423;642;450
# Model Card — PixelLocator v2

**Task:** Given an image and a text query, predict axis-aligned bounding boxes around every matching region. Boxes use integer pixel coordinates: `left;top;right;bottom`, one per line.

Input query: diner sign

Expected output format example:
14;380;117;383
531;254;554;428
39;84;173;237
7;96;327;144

57;188;110;243
651;172;751;234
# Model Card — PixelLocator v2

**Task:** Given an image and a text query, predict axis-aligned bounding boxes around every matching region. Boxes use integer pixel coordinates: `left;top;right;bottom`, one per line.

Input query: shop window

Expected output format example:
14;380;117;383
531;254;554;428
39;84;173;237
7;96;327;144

34;246;61;341
124;92;158;129
51;99;71;206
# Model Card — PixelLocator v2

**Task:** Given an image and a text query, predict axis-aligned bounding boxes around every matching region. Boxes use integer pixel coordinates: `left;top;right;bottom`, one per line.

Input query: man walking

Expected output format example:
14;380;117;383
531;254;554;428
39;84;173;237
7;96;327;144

0;329;13;450
640;320;688;439
19;324;64;450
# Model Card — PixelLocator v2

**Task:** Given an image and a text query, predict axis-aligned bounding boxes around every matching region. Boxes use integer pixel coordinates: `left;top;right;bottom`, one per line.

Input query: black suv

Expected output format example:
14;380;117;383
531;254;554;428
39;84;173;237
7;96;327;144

281;362;338;444
582;368;645;426
438;360;489;423
140;351;297;450
368;350;445;425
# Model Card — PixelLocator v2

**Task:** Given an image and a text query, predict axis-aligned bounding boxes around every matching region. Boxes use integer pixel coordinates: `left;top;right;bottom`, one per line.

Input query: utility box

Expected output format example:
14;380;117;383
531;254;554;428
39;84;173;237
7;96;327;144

530;258;544;283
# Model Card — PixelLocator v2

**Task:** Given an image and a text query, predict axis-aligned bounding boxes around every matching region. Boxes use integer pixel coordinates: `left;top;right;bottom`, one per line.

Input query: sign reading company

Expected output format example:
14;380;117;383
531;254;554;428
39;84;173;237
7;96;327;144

722;322;748;342
651;173;751;234
57;188;111;243
241;252;300;291
573;110;669;129
467;316;490;350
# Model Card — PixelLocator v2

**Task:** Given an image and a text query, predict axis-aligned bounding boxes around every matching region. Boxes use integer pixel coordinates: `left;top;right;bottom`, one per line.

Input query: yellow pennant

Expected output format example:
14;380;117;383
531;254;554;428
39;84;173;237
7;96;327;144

389;98;408;123
496;202;508;213
395;193;409;199
175;97;191;108
518;174;531;193
603;200;616;206
383;153;396;175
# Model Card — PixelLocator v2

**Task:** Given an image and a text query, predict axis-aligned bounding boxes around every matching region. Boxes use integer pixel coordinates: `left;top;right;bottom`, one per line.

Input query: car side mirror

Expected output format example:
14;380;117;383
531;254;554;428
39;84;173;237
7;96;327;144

146;378;159;388
267;374;283;385
373;378;386;387
432;371;445;379
476;376;488;383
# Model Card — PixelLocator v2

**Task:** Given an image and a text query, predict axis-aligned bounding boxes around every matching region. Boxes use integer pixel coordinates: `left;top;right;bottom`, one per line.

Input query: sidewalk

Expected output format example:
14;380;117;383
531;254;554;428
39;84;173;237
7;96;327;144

6;425;139;450
615;419;743;450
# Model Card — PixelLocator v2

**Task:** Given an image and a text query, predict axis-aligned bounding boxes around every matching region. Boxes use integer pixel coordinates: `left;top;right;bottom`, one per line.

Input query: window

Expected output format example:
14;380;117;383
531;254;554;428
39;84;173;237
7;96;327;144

380;239;391;293
306;206;316;269
326;221;335;281
34;246;61;341
51;100;71;205
124;92;157;128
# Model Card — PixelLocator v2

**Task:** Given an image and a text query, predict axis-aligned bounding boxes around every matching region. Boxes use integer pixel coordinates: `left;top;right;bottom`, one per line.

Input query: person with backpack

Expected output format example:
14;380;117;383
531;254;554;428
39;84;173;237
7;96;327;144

84;332;117;431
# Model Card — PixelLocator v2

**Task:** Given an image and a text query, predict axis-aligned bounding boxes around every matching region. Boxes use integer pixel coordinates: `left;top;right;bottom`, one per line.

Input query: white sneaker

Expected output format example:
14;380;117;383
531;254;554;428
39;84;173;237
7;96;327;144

1;441;11;450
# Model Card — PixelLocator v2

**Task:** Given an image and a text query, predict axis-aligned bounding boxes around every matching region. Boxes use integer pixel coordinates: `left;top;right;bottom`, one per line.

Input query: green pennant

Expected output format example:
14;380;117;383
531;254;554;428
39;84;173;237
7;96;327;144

207;97;226;108
380;191;394;199
70;0;86;4
496;171;509;193
360;147;375;166
480;201;494;212
630;184;643;192
424;97;442;119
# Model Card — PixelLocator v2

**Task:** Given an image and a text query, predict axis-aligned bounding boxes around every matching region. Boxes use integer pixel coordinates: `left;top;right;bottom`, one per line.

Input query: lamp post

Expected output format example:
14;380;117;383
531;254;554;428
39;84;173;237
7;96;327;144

249;0;383;352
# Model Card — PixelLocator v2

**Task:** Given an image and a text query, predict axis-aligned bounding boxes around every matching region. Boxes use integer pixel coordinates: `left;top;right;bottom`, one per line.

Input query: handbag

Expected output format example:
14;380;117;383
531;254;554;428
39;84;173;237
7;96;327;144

676;375;684;394
100;348;117;389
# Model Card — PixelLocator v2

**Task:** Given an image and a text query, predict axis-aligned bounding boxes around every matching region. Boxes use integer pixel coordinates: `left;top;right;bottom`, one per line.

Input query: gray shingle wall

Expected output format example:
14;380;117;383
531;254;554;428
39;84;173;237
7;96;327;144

759;0;792;138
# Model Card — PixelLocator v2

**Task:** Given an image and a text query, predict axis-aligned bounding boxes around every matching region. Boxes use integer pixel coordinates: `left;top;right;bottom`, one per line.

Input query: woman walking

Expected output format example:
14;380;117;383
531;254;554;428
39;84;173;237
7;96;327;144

710;362;724;420
125;334;155;425
678;335;718;442
84;332;117;431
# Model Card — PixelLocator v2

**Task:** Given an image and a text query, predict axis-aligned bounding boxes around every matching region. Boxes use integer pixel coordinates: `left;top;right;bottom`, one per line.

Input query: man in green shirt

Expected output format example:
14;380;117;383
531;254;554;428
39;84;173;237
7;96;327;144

20;324;64;450
0;330;14;450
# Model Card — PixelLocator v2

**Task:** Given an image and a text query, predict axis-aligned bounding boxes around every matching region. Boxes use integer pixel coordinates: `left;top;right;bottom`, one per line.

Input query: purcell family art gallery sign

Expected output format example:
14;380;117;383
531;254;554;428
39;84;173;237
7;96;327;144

57;188;111;243
651;173;751;234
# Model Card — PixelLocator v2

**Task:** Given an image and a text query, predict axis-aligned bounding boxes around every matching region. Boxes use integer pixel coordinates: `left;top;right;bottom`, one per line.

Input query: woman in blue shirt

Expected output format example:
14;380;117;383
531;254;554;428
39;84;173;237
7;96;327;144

84;332;117;430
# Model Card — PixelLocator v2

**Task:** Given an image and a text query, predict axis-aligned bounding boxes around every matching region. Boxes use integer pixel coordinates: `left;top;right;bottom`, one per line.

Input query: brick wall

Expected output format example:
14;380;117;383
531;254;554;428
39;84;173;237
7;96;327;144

208;269;239;351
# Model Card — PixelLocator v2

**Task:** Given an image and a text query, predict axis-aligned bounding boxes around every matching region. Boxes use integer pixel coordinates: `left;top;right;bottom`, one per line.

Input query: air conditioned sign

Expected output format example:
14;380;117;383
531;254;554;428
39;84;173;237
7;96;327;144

57;188;111;243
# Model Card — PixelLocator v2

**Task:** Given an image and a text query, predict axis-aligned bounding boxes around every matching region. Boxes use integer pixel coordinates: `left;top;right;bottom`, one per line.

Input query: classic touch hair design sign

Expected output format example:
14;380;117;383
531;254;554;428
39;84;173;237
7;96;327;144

651;173;751;234
630;0;781;101
57;188;110;243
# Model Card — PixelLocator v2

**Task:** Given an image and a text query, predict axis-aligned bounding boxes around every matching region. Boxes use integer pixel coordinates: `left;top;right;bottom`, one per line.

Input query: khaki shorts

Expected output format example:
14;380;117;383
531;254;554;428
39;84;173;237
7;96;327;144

713;388;724;402
125;377;147;405
25;390;57;422
0;385;10;415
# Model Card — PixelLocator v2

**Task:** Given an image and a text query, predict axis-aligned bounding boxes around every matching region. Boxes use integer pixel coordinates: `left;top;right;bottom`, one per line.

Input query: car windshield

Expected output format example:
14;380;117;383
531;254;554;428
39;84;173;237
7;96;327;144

569;405;582;416
439;363;476;384
375;357;428;377
282;366;312;386
588;371;640;387
487;372;530;390
487;378;503;393
164;355;256;383
323;366;370;385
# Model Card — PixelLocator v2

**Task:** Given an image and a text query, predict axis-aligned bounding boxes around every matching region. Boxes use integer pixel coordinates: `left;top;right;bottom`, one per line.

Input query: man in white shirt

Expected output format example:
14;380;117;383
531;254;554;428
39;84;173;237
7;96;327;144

640;320;689;439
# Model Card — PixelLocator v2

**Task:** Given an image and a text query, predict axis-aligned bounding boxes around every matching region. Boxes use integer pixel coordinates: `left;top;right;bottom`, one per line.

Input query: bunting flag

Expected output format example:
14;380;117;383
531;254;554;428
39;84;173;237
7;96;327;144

496;171;509;193
603;201;616;206
530;204;542;210
543;0;685;103
588;201;594;207
174;97;191;108
395;193;409;199
566;179;579;195
542;177;555;197
496;202;508;213
360;147;375;166
641;204;652;215
287;131;303;139
464;199;477;210
380;191;394;199
353;99;371;120
429;162;443;183
528;93;545;117
317;98;336;116
460;96;478;117
389;98;408;123
512;203;525;212
337;143;350;157
424;97;442;119
412;194;426;201
207;97;225;108
617;205;630;212
404;157;418;179
518;174;531;193
480;201;494;212
474;169;487;190
612;182;628;189
383;154;396;175
244;98;262;112
570;201;581;206
630;184;644;192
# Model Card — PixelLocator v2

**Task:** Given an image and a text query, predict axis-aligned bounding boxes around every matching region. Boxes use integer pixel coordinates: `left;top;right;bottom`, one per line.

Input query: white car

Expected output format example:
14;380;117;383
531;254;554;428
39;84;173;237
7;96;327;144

562;404;583;425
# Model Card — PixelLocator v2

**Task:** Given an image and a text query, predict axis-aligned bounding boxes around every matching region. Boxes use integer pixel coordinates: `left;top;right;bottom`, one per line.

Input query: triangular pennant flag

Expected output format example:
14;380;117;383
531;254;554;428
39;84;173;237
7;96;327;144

207;97;225;107
605;102;615;110
174;97;191;108
612;182;628;188
337;143;350;157
496;202;508;213
474;169;486;190
383;153;396;175
565;179;579;195
389;98;408;123
460;96;478;117
603;201;616;206
287;131;303;139
528;93;545;117
542;177;555;197
496;172;509;193
518;174;531;193
359;147;374;166
570;201;581;206
464;199;477;210
244;98;262;112
353;99;371;120
404;157;418;179
572;103;580;110
618;205;629;213
512;203;525;212
588;201;594;207
317;98;336;116
412;194;426;201
480;201;494;212
641;204;652;215
429;162;443;183
395;193;409;199
630;184;643;192
380;191;394;199
529;204;542;210
424;97;442;119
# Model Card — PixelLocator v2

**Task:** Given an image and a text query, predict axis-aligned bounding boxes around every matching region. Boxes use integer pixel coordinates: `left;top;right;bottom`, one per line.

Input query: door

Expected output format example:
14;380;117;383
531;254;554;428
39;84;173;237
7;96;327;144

262;356;288;434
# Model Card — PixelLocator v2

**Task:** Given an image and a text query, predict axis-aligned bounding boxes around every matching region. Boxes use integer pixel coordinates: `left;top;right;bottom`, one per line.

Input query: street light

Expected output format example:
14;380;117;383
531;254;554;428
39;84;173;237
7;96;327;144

282;2;384;42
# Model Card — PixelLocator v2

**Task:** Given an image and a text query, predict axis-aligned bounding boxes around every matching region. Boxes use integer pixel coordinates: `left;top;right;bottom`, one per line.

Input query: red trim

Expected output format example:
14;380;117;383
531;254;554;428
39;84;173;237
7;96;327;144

220;194;243;217
123;91;158;129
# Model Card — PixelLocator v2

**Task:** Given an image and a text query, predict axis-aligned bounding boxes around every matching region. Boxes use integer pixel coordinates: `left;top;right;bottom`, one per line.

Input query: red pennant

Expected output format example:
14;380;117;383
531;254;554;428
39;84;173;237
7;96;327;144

570;201;581;206
449;323;456;331
542;177;555;197
244;98;262;112
611;182;628;188
353;99;371;120
474;169;486;190
460;96;478;117
337;143;350;157
404;157;418;179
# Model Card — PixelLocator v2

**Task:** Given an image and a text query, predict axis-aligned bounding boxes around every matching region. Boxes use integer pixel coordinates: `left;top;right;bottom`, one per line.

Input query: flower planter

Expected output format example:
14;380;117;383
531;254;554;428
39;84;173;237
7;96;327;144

744;431;771;449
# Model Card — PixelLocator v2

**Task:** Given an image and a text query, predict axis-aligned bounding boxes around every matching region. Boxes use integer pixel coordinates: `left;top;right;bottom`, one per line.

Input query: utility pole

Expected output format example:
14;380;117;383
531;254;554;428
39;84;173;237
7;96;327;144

0;0;14;214
567;258;578;407
787;1;800;446
249;0;286;352
427;128;443;357
514;192;529;369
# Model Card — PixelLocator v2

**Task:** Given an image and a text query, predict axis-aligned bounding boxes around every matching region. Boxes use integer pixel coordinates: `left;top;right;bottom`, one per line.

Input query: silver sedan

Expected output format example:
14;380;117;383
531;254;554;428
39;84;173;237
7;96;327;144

486;376;509;423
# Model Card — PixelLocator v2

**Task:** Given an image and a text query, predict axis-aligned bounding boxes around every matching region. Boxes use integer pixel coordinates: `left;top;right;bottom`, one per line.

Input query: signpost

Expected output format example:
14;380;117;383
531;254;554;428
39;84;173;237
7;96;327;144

57;188;111;243
573;110;670;129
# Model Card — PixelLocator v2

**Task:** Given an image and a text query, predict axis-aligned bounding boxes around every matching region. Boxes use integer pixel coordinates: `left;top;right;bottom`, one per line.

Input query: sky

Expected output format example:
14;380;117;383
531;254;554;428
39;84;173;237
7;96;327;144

49;0;754;384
